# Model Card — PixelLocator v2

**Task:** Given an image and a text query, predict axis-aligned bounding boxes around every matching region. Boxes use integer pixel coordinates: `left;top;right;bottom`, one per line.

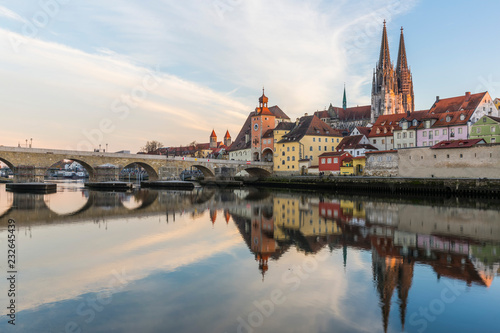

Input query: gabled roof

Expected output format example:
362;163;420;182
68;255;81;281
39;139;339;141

418;110;474;129
430;139;486;149
314;105;371;122
275;122;295;131
227;113;252;152
487;115;500;123
354;126;372;137
269;105;290;119
368;113;406;137
278;115;342;143
429;92;486;114
337;135;364;150
318;151;351;157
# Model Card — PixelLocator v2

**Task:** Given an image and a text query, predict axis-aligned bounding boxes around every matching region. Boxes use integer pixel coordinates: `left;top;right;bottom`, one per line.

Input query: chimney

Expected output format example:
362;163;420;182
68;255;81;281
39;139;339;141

465;91;471;101
245;134;249;143
436;96;440;102
304;113;308;116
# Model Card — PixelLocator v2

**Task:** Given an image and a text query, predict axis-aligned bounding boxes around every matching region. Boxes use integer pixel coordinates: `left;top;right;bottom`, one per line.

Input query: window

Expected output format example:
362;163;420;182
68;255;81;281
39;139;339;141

319;138;321;142
397;144;401;148
292;146;295;151
287;147;290;152
321;158;326;164
491;126;496;133
403;143;407;148
331;139;334;143
410;143;414;147
397;133;401;139
377;156;382;162
282;160;285;165
447;154;450;159
443;129;447;135
409;132;413;138
287;156;290;161
382;139;385;144
310;146;313;151
387;156;392;161
460;154;463;158
373;139;377;144
327;158;332;163
492;138;496;143
332;147;335;151
435;130;439;136
324;146;327;151
337;138;340;143
292;156;295;161
483;117;487;123
403;132;407;139
423;131;427;137
319;146;321;151
423;141;427;146
334;158;338;163
282;151;285;156
313;138;316;142
458;128;463;134
476;127;481;134
434;155;436;158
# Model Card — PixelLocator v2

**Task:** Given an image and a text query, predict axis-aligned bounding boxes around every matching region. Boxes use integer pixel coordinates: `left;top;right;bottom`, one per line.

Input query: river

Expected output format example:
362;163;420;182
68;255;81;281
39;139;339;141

0;181;499;333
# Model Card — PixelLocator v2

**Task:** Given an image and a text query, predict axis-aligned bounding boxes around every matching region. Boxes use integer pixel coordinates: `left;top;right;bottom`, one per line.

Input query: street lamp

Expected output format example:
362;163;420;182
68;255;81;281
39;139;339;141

30;138;32;148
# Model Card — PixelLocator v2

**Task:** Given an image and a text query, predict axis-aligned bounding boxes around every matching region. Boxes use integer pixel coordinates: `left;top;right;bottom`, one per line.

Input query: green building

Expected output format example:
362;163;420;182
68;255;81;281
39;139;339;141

470;115;500;143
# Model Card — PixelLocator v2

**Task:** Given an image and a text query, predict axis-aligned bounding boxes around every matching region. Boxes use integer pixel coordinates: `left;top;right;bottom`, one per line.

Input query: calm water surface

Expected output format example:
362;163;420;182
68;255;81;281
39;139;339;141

0;181;499;333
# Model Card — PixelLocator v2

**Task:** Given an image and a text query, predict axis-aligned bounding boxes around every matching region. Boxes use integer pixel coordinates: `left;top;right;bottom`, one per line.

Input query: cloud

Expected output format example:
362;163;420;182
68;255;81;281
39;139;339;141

0;5;26;23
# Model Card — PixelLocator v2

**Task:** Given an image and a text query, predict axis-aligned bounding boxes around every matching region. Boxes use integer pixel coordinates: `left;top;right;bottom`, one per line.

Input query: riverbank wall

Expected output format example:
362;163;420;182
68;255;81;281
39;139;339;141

249;176;500;197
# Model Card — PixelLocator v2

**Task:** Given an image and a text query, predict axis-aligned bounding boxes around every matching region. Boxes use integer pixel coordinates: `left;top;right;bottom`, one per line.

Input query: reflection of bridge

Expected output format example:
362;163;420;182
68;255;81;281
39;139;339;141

0;146;273;182
0;188;273;227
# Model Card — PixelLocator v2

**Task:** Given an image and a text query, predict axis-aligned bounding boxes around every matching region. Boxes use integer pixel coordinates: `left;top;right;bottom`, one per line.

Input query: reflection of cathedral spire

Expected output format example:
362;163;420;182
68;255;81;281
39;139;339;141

372;244;414;333
210;209;217;225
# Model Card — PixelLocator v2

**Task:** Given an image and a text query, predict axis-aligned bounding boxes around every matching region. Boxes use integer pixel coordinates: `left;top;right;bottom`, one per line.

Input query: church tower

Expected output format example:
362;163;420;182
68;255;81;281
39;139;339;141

224;130;231;147
396;27;414;115
371;21;414;122
210;130;217;149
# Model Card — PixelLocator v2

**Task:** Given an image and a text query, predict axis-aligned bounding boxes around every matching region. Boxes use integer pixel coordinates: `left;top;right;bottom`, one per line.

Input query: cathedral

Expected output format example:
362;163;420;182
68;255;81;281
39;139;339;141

371;21;415;123
316;21;415;130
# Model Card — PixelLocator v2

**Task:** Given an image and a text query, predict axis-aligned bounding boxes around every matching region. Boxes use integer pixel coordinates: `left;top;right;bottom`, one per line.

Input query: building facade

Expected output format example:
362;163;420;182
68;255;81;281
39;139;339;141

371;23;414;123
470;115;500;143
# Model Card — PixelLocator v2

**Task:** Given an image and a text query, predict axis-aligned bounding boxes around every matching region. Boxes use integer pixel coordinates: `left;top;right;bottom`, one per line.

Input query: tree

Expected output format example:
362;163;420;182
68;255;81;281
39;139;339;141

141;140;163;154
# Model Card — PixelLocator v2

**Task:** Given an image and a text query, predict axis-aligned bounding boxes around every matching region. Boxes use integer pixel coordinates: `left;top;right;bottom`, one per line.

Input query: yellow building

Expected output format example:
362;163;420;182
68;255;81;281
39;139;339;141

274;115;343;173
339;156;366;175
273;195;342;242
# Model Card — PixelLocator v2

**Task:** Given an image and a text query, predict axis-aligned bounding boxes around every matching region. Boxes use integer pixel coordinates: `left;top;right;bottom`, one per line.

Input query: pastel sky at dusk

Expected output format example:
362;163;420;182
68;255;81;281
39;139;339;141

0;0;499;153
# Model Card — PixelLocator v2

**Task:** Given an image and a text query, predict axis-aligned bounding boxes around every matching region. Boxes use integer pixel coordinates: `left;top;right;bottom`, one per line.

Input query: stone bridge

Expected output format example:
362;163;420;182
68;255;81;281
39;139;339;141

0;146;273;182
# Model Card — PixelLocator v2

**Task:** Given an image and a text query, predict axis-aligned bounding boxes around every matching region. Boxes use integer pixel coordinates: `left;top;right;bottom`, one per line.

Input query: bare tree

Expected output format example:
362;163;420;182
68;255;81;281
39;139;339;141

141;140;163;154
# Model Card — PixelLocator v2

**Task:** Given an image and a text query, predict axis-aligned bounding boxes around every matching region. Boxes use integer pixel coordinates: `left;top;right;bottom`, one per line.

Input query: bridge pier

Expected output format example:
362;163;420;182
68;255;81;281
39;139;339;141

14;165;46;183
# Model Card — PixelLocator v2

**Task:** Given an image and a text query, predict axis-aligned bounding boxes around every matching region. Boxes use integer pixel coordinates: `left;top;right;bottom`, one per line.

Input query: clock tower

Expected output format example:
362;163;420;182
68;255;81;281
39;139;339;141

251;89;275;161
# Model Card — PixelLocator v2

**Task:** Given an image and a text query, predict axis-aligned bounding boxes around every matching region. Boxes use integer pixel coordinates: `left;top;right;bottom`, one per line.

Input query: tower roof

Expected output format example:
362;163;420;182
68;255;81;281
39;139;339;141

210;130;217;138
224;130;231;139
396;27;408;72
378;20;391;70
259;88;268;104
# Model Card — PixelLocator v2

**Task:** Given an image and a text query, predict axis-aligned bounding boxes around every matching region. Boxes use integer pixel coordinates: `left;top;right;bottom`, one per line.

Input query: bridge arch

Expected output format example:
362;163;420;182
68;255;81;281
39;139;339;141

121;162;159;181
244;167;272;179
192;165;215;179
0;157;15;171
58;158;96;180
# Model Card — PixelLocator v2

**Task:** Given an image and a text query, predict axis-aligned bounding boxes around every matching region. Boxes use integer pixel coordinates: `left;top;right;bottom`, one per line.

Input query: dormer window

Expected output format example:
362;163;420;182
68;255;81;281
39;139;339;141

459;114;465;121
445;115;451;122
384;128;387;134
376;128;381;134
413;120;417;127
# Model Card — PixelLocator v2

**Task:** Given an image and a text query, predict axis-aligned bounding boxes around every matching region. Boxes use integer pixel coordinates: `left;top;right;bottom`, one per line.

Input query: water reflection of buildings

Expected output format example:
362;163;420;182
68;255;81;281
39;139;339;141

230;194;500;333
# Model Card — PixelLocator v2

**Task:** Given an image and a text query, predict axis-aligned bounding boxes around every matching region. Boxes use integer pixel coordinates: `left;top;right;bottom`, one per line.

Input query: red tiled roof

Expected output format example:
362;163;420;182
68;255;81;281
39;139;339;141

210;130;217;138
354;126;372;137
224;130;231;139
418;110;474;129
337;135;363;150
368;113;405;137
430;139;486;149
318;152;350;157
429;92;486;114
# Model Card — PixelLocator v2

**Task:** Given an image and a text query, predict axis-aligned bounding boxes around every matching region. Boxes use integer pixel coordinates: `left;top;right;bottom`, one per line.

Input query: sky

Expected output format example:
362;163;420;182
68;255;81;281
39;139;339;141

0;0;499;153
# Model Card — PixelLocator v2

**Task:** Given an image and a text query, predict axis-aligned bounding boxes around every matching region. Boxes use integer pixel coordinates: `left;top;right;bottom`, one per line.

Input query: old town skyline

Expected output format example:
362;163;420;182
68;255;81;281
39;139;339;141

0;1;499;153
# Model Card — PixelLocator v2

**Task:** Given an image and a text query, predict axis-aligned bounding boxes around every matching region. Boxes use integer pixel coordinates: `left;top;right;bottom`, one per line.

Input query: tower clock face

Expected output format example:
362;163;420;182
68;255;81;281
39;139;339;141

254;124;259;131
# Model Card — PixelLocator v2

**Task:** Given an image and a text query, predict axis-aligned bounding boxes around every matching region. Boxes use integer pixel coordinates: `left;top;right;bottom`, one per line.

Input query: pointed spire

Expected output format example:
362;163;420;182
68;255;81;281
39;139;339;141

342;83;347;110
224;130;231;139
378;20;391;70
396;26;408;72
210;129;217;138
